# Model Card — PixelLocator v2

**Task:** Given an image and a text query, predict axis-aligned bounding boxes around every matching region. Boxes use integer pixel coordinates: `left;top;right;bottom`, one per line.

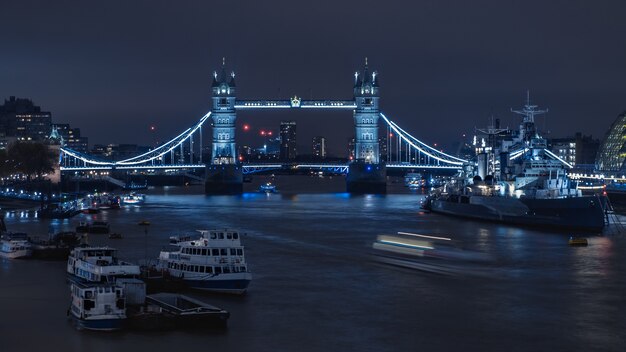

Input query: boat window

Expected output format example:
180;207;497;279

226;233;232;239
233;233;239;239
85;291;93;299
241;266;246;272
230;248;237;255
214;266;222;274
212;249;219;256
182;264;187;271
200;266;205;273
223;267;231;273
210;232;217;239
201;249;207;256
220;249;227;256
206;266;213;274
237;249;243;256
218;233;224;239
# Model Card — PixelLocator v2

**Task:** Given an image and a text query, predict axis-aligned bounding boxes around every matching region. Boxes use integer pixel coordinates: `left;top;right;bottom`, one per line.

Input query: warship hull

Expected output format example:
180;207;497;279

426;195;607;232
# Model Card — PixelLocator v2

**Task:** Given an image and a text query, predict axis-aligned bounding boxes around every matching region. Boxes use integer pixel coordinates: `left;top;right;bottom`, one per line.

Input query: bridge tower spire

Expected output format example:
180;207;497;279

353;58;380;163
205;59;243;194
347;59;386;193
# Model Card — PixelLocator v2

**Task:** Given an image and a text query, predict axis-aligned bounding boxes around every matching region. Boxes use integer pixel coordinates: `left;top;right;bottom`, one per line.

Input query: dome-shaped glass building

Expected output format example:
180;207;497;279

596;111;626;173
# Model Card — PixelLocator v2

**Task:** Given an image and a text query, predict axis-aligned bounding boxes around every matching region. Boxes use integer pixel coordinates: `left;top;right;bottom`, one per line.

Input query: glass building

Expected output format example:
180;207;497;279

596;111;626;173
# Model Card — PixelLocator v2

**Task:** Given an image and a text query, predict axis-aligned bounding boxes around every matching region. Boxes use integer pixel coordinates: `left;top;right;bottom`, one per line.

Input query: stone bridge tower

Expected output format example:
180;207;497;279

205;59;243;194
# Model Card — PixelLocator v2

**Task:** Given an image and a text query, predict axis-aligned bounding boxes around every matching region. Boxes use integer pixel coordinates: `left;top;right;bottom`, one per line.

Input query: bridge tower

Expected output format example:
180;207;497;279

205;59;243;194
346;59;386;193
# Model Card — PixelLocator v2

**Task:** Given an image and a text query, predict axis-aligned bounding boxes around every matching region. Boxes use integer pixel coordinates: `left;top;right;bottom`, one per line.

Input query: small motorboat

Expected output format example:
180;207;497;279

109;233;123;240
259;182;277;193
568;237;588;246
76;221;110;234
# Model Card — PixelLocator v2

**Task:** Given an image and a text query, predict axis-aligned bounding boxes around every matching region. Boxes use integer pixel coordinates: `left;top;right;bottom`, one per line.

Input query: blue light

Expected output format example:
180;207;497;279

366;165;372;172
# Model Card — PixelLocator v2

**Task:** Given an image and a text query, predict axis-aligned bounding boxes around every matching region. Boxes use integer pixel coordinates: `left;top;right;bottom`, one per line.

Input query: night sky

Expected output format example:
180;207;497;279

1;0;625;156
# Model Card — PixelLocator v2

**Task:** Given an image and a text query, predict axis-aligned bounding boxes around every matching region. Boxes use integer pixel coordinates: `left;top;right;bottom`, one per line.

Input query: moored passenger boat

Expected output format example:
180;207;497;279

69;282;126;331
0;233;33;259
67;247;140;283
157;229;252;294
30;231;82;260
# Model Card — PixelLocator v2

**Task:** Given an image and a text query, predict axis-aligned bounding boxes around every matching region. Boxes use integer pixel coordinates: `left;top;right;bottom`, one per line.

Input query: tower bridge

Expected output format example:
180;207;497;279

60;59;470;193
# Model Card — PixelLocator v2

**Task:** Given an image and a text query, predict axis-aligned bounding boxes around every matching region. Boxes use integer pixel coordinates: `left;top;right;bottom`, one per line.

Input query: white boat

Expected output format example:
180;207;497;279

157;229;252;294
0;233;33;259
404;173;423;187
69;282;126;331
67;247;140;283
372;232;491;276
121;193;145;205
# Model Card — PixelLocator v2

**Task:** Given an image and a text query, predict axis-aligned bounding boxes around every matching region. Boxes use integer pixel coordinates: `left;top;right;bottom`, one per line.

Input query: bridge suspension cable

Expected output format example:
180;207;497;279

379;113;468;166
60;112;211;168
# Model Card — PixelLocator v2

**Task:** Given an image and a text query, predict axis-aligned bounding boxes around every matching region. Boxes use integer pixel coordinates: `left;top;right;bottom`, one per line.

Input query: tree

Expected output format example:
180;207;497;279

7;142;56;180
0;149;10;177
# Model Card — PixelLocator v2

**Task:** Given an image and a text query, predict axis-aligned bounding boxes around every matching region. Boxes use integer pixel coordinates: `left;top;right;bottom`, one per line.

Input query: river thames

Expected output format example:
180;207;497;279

1;176;625;352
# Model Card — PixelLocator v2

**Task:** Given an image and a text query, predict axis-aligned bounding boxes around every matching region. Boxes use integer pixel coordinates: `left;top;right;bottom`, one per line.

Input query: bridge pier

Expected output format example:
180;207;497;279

205;164;243;194
346;162;386;194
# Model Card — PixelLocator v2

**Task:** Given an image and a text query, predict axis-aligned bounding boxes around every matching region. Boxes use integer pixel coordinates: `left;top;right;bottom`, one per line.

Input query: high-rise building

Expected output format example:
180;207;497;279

550;132;600;167
280;121;297;161
0;96;51;141
52;123;89;153
347;137;355;160
378;134;388;162
312;136;326;159
550;138;577;166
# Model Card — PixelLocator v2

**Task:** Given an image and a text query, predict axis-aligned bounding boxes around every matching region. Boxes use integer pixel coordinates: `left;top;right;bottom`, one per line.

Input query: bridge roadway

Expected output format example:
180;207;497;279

60;162;462;173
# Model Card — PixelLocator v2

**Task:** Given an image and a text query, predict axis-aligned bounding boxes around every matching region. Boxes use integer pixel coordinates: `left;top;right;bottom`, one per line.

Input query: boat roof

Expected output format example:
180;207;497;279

72;246;117;252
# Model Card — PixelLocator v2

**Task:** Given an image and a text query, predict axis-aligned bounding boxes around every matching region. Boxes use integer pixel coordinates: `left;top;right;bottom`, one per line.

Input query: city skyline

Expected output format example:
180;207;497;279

1;1;625;154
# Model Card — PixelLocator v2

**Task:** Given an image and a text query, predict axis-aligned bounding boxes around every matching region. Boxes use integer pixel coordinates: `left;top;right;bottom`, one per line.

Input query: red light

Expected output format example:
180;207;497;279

260;130;266;136
389;133;393;138
434;143;437;147
238;156;244;161
268;131;273;136
243;124;250;131
150;126;156;131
